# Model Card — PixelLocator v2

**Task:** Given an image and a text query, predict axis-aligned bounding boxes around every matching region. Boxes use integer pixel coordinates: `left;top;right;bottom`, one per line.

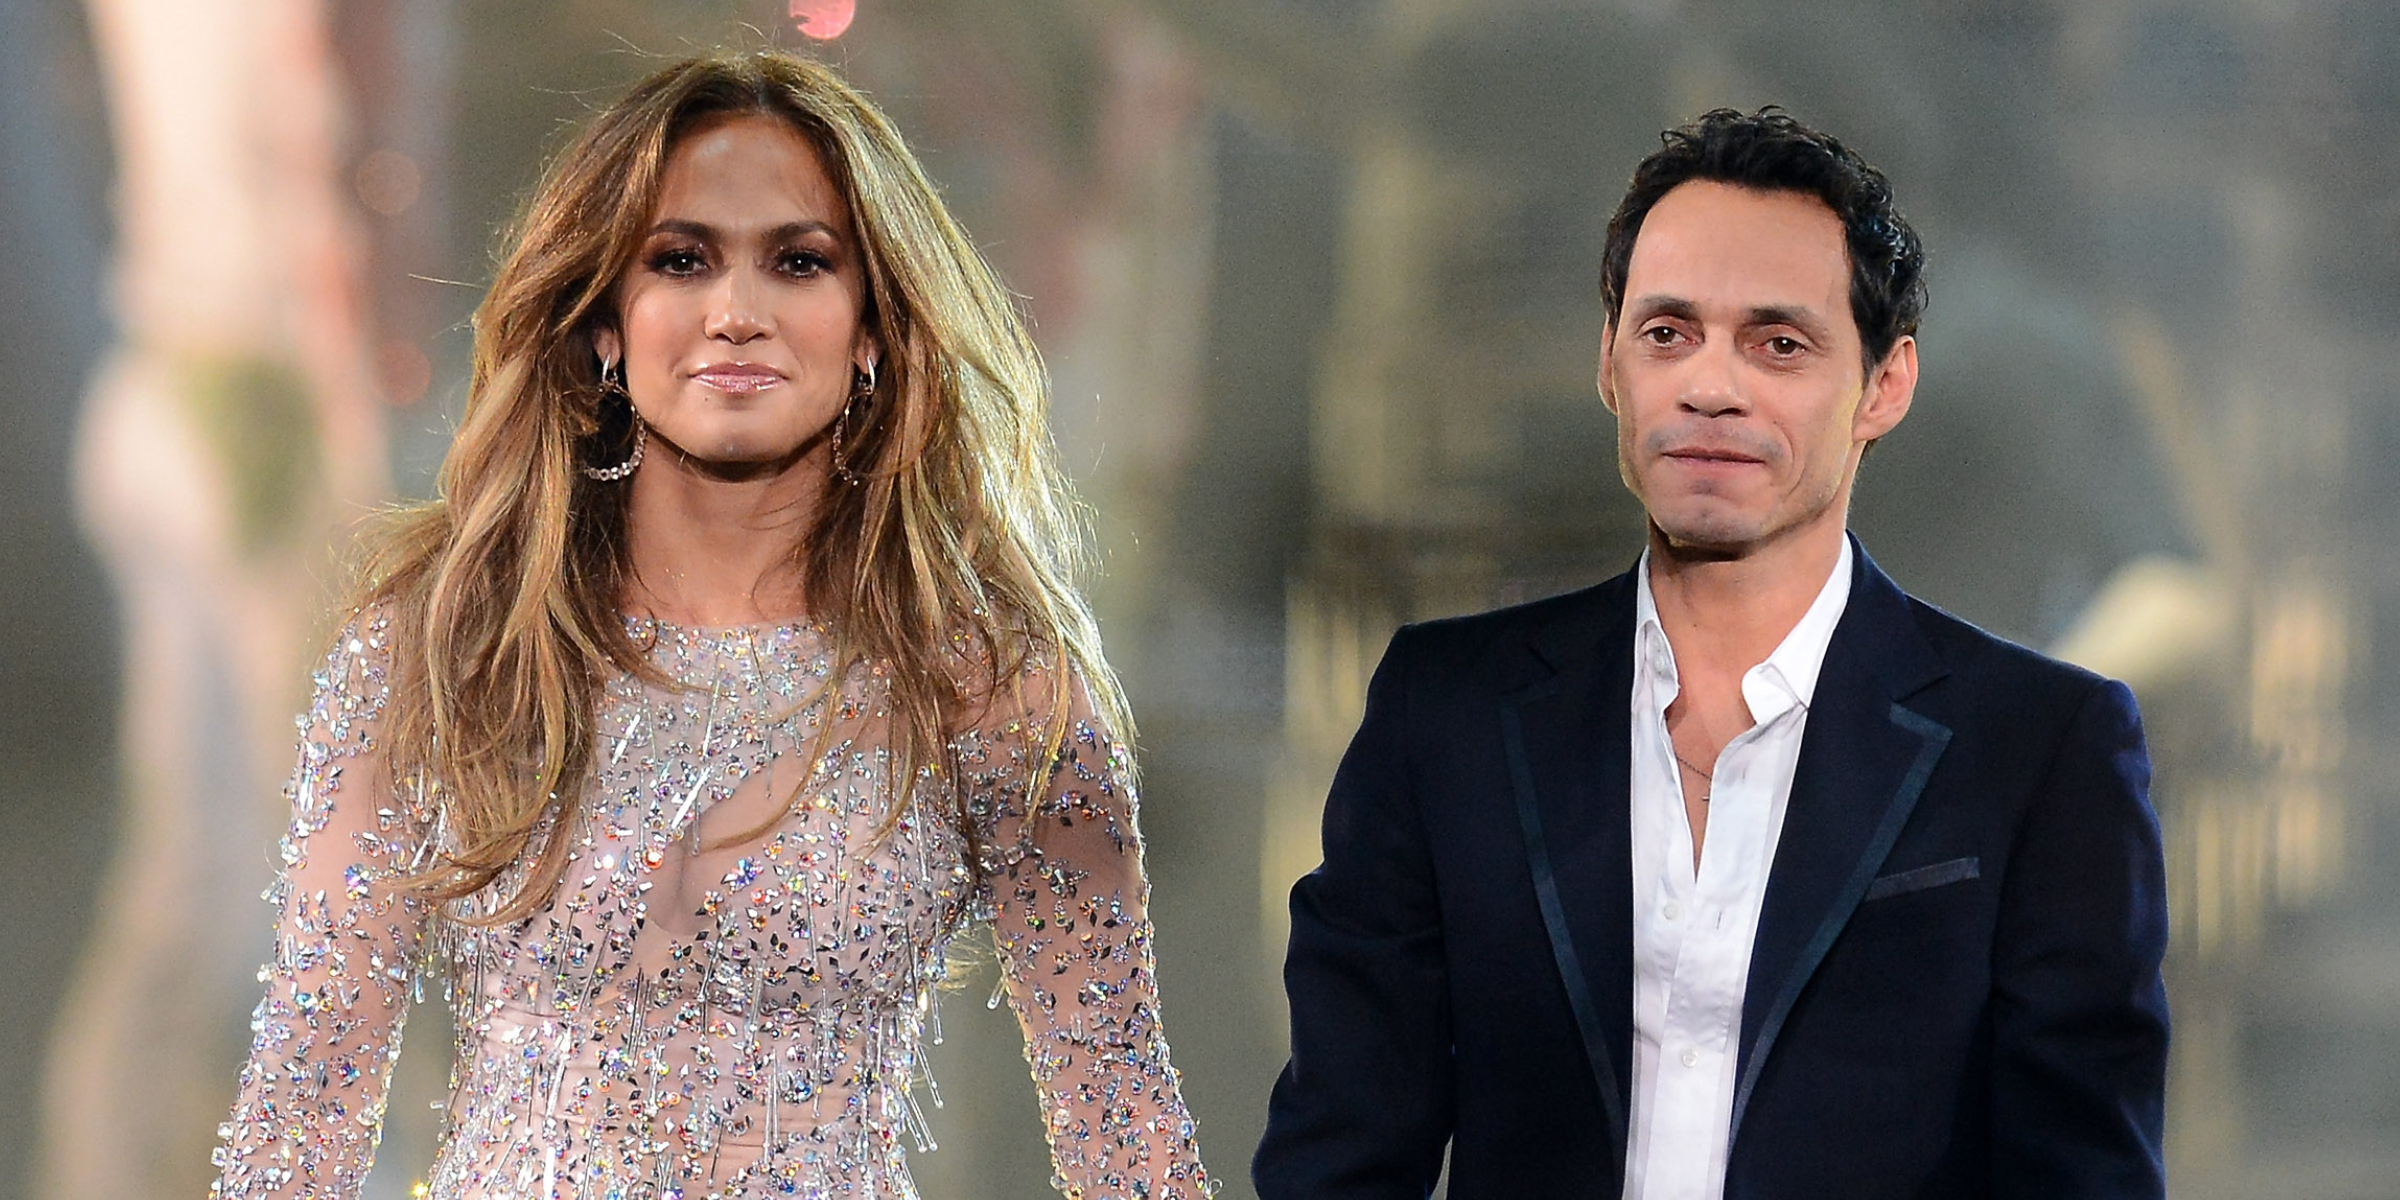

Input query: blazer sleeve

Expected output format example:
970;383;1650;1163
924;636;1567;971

1988;678;2170;1198
1254;628;1454;1200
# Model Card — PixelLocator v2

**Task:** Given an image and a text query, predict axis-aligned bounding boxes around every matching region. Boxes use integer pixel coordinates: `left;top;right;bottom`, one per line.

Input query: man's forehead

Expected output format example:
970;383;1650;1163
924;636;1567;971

1623;181;1850;317
1641;178;1844;235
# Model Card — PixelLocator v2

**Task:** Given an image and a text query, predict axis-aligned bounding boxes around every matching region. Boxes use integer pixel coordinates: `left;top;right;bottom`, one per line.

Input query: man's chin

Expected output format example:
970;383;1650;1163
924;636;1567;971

1649;509;1767;557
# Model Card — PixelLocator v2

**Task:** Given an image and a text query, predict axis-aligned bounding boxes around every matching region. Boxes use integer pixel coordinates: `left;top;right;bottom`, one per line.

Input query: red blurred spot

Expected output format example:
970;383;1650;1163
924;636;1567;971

377;341;432;407
355;149;422;217
790;0;856;40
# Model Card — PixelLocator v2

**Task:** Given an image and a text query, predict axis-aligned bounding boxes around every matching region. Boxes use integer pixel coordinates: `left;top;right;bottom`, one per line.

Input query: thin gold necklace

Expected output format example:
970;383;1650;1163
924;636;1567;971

1672;710;1716;802
1673;749;1713;783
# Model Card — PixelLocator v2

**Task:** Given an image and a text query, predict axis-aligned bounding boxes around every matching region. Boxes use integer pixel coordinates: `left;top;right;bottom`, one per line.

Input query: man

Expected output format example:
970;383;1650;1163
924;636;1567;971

1252;108;2169;1199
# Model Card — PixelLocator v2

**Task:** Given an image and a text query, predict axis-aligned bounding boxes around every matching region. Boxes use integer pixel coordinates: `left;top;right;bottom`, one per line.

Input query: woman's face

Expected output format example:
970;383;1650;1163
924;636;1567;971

597;112;875;476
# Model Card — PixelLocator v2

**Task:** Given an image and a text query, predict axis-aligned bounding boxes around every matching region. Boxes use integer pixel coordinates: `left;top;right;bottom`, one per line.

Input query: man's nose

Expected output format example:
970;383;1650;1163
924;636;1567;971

1678;341;1749;416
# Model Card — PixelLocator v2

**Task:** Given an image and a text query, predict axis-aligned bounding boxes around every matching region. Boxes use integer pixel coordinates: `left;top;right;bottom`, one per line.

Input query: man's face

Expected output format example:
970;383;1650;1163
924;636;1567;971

1599;180;1915;557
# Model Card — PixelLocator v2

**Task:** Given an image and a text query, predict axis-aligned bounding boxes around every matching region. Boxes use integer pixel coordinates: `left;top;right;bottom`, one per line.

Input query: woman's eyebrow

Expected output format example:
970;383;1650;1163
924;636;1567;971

768;220;840;241
644;218;842;241
646;218;717;240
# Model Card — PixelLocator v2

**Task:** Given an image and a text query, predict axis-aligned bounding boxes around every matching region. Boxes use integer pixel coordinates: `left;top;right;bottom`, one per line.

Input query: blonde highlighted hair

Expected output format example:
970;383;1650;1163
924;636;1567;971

360;51;1124;923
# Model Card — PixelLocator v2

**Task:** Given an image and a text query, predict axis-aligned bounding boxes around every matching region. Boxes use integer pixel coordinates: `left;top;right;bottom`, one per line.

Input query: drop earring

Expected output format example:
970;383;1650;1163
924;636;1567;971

831;359;875;486
584;356;646;482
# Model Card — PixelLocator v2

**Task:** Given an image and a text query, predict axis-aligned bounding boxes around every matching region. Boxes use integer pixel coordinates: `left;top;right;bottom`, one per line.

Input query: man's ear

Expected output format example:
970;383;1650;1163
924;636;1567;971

1597;321;1619;415
1855;334;1917;443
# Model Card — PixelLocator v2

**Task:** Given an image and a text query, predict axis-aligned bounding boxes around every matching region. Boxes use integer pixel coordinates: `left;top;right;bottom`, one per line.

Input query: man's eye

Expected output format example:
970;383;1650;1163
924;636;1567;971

1642;325;1680;345
1765;336;1804;355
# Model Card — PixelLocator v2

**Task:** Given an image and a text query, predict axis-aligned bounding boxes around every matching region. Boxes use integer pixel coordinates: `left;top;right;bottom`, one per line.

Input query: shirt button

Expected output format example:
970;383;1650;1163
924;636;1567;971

1663;902;1682;921
1680;1048;1699;1068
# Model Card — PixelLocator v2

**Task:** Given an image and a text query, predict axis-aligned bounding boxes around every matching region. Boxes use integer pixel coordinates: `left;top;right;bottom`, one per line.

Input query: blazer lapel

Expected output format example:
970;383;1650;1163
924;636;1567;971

1501;573;1637;1161
1729;543;1953;1146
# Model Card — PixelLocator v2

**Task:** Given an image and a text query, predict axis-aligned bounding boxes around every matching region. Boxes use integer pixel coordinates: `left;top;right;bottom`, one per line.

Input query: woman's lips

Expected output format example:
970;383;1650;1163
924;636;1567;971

691;364;785;394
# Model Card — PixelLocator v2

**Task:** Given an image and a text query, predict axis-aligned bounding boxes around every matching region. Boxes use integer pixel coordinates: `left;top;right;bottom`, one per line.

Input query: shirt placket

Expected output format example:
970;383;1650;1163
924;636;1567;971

1638;643;1711;1199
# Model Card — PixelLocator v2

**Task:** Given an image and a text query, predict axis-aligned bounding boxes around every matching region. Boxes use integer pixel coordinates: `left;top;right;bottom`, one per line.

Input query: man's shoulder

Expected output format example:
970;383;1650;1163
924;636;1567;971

1886;584;2126;715
1382;571;1635;691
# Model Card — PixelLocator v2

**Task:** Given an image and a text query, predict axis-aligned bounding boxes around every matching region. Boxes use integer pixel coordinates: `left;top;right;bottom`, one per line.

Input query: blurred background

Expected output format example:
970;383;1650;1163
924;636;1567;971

2;0;2394;1196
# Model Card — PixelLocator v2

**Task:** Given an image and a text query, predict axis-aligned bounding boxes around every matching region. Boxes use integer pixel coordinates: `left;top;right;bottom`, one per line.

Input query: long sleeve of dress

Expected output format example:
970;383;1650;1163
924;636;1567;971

969;666;1211;1200
212;609;432;1199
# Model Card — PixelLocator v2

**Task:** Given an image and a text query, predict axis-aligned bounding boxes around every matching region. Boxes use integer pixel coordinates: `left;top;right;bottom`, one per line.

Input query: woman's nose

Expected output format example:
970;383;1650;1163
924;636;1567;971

703;270;769;344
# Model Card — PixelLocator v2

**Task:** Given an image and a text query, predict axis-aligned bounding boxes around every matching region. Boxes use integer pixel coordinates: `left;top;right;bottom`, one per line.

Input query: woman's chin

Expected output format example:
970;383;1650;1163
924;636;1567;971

702;439;790;464
651;433;822;481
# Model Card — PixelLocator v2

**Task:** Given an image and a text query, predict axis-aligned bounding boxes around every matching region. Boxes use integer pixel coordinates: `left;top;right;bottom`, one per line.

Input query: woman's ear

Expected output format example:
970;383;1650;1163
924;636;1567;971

593;324;622;371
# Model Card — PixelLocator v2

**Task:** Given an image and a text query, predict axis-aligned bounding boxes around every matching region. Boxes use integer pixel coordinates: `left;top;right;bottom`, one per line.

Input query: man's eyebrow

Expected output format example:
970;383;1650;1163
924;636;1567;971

1620;296;1840;343
1746;305;1836;341
1624;295;1700;321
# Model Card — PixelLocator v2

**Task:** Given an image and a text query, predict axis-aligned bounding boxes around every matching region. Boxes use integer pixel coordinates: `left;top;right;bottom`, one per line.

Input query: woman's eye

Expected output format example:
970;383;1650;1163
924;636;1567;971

780;250;832;277
650;248;706;276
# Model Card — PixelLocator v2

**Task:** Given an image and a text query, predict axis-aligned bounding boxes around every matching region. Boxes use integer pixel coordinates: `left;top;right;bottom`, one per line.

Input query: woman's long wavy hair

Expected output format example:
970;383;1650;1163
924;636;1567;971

360;51;1125;924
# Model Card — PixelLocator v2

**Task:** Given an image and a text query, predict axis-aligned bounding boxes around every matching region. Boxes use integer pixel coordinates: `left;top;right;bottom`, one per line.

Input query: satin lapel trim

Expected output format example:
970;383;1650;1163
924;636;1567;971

1727;689;1952;1146
1501;634;1635;1157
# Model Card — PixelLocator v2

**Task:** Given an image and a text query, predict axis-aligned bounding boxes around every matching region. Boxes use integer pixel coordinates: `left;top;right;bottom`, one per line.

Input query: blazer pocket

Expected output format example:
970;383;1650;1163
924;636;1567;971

1862;856;1981;902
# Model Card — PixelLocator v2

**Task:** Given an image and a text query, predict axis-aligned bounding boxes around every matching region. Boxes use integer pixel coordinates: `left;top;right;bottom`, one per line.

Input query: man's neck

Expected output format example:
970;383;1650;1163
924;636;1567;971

1645;518;1848;680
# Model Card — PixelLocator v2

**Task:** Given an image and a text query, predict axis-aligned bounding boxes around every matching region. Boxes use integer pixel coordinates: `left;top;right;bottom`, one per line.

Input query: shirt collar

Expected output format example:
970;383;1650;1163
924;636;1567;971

1633;536;1855;717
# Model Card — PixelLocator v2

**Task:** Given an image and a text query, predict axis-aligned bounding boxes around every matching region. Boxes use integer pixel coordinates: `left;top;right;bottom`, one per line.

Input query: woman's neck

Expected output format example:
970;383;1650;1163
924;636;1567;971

620;447;826;627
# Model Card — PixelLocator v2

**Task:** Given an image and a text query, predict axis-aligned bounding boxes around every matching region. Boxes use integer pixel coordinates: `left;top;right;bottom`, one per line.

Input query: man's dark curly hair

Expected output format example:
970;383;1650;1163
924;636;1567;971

1600;107;1926;374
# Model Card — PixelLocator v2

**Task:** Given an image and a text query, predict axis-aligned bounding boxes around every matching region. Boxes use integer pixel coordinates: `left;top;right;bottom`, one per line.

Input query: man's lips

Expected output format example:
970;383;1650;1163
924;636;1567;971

1662;447;1766;465
690;364;786;394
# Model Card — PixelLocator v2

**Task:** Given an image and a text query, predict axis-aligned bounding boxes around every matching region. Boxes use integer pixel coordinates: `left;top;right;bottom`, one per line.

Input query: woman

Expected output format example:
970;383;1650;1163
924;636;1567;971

211;51;1210;1200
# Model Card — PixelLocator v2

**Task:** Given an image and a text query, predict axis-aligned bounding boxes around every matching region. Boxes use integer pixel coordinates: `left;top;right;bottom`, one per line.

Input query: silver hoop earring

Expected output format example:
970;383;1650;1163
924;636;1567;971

831;360;875;486
583;359;647;482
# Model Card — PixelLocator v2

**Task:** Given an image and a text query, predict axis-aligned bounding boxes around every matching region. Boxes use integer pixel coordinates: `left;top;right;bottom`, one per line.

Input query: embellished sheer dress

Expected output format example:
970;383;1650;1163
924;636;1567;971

211;608;1210;1199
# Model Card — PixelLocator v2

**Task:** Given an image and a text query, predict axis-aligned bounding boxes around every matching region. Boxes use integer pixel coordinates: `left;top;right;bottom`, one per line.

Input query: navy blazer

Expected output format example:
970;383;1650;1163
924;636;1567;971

1254;541;2169;1199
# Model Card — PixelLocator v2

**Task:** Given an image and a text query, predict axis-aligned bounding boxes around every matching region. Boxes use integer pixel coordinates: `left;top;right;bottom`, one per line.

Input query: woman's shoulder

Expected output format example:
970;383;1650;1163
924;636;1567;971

329;593;401;650
319;593;403;675
296;595;409;748
944;625;1107;736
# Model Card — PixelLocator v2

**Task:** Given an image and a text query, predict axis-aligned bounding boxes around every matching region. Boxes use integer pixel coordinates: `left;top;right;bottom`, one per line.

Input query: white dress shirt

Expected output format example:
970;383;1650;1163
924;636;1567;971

1622;539;1853;1200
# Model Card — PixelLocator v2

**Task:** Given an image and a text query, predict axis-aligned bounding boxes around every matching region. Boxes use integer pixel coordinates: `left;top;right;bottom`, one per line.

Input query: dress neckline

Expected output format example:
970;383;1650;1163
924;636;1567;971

623;611;830;643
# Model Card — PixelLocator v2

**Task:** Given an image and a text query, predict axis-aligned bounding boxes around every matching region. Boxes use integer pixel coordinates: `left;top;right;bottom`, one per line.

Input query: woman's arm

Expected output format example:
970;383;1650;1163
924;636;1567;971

969;662;1211;1200
211;608;433;1199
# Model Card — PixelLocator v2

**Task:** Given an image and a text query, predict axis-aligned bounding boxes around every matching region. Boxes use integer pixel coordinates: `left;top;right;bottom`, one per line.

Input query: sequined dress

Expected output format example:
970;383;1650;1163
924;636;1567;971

211;608;1210;1199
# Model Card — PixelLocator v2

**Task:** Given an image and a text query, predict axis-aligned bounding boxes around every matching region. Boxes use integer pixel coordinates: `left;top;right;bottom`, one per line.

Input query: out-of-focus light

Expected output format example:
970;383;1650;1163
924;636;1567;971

790;0;856;40
355;149;422;217
378;340;432;407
